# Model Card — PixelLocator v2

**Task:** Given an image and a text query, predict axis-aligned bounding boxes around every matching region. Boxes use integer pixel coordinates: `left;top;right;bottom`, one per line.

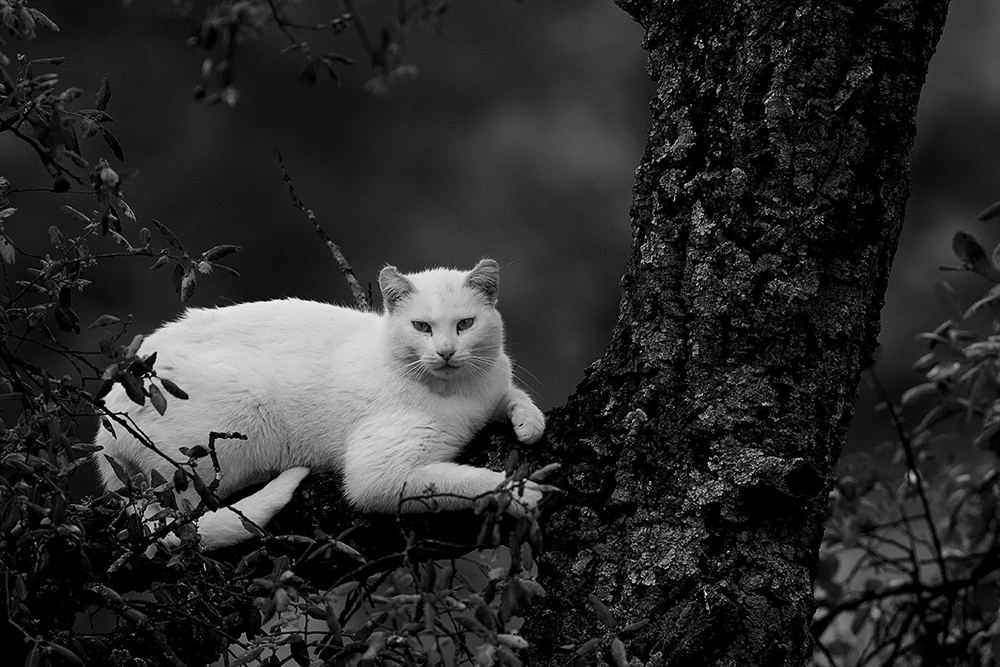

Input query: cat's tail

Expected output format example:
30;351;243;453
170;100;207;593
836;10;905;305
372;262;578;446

195;467;311;550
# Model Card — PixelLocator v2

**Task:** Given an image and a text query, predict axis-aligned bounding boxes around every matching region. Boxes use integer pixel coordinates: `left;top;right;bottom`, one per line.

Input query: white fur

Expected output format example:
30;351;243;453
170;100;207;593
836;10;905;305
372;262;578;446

94;260;545;550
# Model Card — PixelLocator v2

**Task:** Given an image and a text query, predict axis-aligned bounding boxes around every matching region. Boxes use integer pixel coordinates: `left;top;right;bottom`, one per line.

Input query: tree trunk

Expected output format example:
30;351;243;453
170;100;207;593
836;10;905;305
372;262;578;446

523;1;950;665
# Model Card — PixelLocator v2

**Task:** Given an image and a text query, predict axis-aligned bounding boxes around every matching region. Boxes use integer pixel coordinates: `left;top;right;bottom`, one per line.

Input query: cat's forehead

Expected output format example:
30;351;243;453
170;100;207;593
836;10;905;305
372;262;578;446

407;268;466;293
406;269;484;317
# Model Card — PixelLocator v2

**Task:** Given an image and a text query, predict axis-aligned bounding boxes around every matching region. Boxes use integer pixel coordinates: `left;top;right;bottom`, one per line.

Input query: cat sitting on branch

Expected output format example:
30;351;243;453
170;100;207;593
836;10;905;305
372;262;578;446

95;259;547;550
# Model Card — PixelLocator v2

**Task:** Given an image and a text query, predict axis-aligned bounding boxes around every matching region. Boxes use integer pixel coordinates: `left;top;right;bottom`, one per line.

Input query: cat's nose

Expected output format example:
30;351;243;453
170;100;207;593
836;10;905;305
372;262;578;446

438;349;455;361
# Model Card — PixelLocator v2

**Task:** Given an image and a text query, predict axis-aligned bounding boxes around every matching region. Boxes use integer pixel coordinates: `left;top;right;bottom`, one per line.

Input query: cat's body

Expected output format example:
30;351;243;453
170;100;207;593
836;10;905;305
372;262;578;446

94;260;545;550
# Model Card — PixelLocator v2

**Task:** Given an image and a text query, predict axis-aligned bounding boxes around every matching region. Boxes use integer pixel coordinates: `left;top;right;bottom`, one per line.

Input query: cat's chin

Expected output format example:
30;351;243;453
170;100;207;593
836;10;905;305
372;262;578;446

428;364;462;379
420;362;469;384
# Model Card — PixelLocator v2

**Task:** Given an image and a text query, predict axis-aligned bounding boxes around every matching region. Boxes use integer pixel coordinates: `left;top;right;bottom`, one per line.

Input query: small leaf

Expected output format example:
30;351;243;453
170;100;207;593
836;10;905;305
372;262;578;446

28;9;59;33
620;618;650;635
184;445;210;459
80;117;99;139
149;255;170;271
528;462;561;482
179;268;197;303
192;473;219;510
150;469;168;487
149;383;167;415
120;371;145;406
900;383;938;407
0;236;15;264
47;644;84;666
124;334;144;359
54;306;81;333
173;467;188;492
202;244;241;261
0;207;16;221
325;603;344;646
112;195;136;222
298;61;318;87
587;594;617;630
934;281;962;318
497;634;529;650
159;377;189;400
977;200;1000;221
99;125;124;161
952;231;999;280
61;205;91;224
48;225;66;249
964;283;1000;320
574;638;602;657
104;455;131;488
150;219;185;252
88;314;121;329
95;77;111;111
609;638;628;667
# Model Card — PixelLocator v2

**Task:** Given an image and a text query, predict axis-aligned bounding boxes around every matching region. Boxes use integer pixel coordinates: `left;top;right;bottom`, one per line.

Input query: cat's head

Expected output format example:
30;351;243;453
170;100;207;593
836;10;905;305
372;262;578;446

379;259;506;386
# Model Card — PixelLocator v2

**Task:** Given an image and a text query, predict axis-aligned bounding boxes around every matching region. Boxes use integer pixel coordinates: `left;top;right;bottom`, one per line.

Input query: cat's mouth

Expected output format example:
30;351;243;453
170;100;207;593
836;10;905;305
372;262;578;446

429;361;462;377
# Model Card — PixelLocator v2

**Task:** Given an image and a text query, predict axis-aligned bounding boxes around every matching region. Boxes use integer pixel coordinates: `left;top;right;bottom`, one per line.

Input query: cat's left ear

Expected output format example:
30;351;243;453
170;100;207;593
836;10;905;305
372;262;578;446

379;265;417;314
464;259;499;305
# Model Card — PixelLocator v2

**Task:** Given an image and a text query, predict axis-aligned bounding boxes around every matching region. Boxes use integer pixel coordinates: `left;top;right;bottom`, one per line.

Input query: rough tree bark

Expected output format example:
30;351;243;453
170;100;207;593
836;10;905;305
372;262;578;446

516;1;950;665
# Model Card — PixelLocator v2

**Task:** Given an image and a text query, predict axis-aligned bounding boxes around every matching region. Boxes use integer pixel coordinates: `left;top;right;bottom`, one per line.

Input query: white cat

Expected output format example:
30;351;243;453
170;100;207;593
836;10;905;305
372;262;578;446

95;259;546;550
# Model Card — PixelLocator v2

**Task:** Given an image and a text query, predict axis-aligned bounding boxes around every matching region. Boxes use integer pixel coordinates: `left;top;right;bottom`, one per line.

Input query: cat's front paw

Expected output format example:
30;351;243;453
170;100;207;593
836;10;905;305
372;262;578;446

510;400;545;445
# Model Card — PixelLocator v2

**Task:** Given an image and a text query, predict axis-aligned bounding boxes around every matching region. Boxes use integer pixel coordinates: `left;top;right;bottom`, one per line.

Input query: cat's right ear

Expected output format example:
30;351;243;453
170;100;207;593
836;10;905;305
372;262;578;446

464;259;499;305
379;265;416;313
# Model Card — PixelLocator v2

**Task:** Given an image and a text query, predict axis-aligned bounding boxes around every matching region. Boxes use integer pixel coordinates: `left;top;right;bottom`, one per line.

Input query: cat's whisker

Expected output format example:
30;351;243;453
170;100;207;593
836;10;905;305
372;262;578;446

511;362;544;391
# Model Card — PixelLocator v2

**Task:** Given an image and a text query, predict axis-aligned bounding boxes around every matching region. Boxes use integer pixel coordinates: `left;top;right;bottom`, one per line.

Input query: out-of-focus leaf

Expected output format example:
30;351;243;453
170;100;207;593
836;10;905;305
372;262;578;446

609;638;628;667
88;314;121;329
95;77;111;111
935;281;963;318
977;200;1000;221
965;283;1000;320
99;125;124;161
952;231;1000;281
574;638;602;657
0;235;15;264
587;594;616;630
900;383;939;407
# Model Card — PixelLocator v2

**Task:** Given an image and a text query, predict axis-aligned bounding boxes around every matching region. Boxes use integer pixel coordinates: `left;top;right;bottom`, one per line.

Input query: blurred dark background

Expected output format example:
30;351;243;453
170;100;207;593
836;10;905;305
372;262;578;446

2;0;1000;458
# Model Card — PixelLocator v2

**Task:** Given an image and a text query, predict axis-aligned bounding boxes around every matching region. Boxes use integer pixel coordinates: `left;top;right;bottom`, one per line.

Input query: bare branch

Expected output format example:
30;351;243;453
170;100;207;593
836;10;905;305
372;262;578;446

275;149;369;309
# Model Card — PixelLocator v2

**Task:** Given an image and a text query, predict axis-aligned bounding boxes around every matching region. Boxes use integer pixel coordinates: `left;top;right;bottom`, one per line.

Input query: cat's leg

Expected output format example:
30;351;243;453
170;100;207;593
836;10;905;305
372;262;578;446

342;422;540;514
497;385;545;444
349;460;541;514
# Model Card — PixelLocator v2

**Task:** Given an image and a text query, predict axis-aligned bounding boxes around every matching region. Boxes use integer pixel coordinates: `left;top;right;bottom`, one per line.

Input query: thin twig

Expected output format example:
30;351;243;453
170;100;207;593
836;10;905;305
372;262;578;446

868;368;950;586
275;149;369;309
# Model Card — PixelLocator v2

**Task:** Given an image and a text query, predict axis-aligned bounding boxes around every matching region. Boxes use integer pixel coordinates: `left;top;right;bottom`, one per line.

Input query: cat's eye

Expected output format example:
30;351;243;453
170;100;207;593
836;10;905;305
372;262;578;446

456;318;475;333
412;321;432;334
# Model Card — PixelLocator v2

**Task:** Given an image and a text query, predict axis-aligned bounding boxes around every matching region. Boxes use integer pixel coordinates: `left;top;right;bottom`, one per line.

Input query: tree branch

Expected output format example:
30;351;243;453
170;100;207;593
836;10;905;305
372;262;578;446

275;149;369;309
